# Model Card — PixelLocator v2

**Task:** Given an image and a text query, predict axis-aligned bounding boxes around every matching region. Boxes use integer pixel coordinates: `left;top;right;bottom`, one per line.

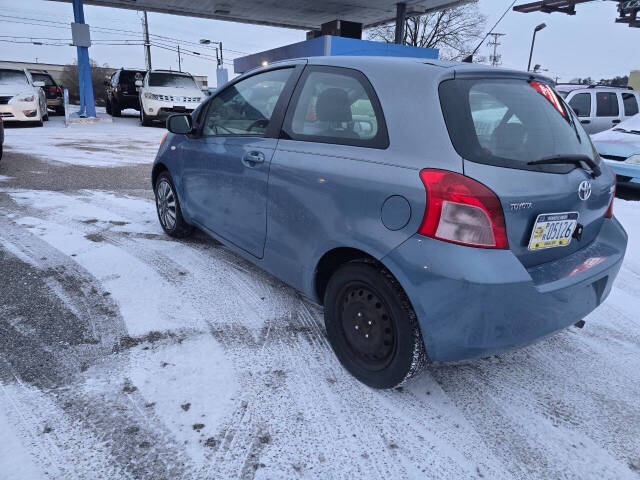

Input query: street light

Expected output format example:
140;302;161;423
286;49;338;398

200;38;223;67
527;23;547;72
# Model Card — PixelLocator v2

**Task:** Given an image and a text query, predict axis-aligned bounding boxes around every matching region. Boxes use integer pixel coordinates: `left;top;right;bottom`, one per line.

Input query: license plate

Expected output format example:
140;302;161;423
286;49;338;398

528;212;579;251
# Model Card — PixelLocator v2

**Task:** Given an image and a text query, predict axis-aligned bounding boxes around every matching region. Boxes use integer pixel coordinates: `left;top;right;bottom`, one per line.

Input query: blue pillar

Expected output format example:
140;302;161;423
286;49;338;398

72;0;96;118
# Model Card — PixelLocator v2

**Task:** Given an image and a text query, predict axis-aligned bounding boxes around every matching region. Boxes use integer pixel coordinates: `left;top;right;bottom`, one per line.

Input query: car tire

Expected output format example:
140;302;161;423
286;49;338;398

55;106;65;116
0;144;3;162
324;261;427;389
105;98;112;115
111;99;121;117
140;108;153;127
154;172;194;238
43;111;49;122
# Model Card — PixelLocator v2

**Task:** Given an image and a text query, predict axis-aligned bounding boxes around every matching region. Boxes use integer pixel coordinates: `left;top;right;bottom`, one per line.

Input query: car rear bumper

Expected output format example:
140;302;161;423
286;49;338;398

603;159;640;180
382;217;628;362
46;98;63;108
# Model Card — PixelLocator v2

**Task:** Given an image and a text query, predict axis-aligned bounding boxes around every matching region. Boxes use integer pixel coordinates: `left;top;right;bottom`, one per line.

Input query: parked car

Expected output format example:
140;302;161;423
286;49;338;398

0;117;4;161
592;113;640;183
561;85;640;135
105;68;146;117
29;70;64;115
138;70;203;126
0;68;48;126
152;57;626;388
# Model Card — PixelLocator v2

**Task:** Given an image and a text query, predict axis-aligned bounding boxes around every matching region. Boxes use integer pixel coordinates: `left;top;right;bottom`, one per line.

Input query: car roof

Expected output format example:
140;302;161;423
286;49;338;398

251;56;553;84
149;69;192;75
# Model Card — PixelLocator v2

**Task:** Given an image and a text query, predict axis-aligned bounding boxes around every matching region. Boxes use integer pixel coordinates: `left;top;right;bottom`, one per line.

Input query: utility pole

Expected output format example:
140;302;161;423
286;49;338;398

488;33;505;67
143;10;152;70
177;44;181;72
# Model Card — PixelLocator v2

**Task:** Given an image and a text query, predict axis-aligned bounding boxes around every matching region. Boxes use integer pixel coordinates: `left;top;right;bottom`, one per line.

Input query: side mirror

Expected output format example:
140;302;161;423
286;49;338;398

135;80;143;87
167;114;193;134
33;81;45;87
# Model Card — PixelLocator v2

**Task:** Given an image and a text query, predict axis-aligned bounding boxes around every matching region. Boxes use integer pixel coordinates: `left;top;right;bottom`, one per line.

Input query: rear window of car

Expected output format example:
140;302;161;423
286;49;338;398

30;73;56;86
622;92;639;116
439;78;598;173
149;73;198;89
119;71;145;87
596;92;619;117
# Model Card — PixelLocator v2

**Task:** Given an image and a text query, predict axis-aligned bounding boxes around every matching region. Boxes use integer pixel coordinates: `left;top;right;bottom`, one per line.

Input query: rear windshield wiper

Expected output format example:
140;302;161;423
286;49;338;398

527;154;601;177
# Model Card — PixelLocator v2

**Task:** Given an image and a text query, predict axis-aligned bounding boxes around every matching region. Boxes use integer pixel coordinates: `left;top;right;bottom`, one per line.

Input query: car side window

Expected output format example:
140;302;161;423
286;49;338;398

568;93;591;117
283;66;388;149
622;93;639;116
202;68;293;137
596;92;619;117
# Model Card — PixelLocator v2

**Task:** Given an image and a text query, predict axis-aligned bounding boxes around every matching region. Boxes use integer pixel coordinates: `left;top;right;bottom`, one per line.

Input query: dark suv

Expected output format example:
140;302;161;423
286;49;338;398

105;68;146;117
29;70;64;115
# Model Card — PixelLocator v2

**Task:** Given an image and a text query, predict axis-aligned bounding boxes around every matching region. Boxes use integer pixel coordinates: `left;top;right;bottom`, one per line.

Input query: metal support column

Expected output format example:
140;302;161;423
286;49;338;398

394;3;406;44
72;0;96;118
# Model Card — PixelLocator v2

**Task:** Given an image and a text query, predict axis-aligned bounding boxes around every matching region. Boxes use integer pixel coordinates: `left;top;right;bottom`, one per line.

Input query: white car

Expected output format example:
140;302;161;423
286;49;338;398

0;68;48;126
592;113;640;183
557;84;640;135
137;70;203;126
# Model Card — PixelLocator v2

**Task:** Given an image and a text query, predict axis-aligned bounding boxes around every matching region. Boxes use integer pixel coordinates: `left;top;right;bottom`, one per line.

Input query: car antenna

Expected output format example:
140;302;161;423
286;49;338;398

463;0;517;63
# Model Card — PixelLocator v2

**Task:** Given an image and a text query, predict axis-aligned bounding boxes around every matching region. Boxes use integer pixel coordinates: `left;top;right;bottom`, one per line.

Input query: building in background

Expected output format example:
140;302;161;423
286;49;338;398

630;71;640;91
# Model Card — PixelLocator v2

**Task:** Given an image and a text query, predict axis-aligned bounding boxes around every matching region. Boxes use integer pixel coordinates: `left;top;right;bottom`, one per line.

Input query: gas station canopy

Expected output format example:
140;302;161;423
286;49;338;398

49;0;469;30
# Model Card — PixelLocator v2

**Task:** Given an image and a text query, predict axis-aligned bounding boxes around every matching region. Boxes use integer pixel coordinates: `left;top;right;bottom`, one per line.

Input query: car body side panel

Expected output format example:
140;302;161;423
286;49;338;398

264;139;432;299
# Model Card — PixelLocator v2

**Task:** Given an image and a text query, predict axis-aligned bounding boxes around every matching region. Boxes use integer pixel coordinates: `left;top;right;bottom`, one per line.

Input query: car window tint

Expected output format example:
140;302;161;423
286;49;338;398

596;92;619;117
149;73;198;89
568;93;591;117
202;68;293;136
440;79;598;172
0;69;28;85
289;70;379;142
31;73;56;86
622;93;639;116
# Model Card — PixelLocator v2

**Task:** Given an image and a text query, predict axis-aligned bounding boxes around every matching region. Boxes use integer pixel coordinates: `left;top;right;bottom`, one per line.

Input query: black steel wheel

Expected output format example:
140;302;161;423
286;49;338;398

339;283;397;371
324;261;427;389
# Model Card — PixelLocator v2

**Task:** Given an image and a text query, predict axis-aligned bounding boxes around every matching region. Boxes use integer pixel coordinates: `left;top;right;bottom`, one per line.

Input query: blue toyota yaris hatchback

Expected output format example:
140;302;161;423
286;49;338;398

152;56;627;389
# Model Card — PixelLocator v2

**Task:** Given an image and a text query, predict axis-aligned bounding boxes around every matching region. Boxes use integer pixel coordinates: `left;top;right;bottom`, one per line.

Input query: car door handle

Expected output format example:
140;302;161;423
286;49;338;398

612;119;621;124
242;151;265;166
580;120;591;124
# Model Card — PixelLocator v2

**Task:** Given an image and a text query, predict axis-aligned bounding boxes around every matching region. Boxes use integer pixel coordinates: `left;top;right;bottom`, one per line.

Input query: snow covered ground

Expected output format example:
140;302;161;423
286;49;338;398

3;108;165;167
1;118;640;479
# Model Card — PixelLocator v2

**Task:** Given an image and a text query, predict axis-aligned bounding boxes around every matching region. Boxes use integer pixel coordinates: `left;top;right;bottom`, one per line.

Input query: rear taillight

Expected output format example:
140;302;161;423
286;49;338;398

605;173;616;219
418;169;509;249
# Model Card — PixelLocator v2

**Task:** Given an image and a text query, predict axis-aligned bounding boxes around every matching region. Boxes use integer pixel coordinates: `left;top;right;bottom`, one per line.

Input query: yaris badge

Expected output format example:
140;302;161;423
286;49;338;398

578;180;592;201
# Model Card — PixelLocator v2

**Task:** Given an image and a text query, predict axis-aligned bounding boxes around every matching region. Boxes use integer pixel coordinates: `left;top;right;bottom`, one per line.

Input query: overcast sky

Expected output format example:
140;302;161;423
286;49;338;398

1;0;638;85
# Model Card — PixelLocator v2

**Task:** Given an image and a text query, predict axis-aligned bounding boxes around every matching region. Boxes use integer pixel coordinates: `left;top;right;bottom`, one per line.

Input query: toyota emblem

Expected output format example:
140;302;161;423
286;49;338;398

578;180;592;201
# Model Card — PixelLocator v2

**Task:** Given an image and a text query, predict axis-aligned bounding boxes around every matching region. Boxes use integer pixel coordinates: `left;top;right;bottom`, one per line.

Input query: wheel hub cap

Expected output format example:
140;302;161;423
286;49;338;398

156;180;177;230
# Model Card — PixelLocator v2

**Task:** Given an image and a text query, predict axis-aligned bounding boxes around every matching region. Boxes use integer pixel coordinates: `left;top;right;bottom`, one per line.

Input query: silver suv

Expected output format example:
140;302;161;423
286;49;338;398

557;84;640;135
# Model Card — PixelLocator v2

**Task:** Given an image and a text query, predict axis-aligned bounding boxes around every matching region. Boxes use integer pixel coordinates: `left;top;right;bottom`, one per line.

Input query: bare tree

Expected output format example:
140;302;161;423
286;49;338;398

58;59;111;106
368;2;486;61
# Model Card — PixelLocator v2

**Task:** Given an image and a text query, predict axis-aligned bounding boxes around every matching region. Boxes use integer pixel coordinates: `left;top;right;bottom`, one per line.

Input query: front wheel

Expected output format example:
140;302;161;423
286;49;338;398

154;172;193;238
140;107;153;126
324;261;427;389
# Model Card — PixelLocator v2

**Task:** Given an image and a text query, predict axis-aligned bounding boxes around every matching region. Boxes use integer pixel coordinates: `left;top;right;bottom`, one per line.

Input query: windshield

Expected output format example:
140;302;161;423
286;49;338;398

31;73;56;86
0;69;28;85
148;73;198;89
439;78;599;173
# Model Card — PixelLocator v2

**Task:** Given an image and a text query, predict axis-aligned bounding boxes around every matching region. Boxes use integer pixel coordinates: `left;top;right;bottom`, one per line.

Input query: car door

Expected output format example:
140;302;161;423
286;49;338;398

592;90;622;133
180;65;302;258
567;92;594;133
